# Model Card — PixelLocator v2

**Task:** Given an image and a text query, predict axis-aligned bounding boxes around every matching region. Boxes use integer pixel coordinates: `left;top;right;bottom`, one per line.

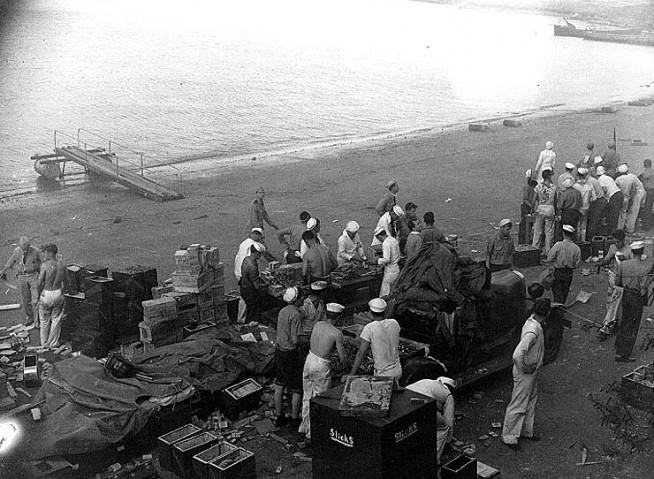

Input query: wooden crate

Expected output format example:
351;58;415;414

621;362;654;412
139;320;176;344
152;285;174;299
199;304;215;323
142;297;178;326
172;271;214;293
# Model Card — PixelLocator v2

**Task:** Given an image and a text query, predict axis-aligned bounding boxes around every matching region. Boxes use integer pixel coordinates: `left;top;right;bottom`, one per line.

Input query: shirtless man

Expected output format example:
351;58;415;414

298;302;346;440
37;244;66;348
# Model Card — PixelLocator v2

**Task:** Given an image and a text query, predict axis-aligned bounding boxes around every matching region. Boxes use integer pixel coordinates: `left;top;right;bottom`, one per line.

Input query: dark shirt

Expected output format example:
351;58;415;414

557;187;582;212
240;255;260;291
522;184;537;211
547;239;581;269
420;225;445;244
601;149;621;177
487;232;515;266
375;191;396;216
617;257;652;295
640;168;654;190
276;305;303;351
248;198;276;229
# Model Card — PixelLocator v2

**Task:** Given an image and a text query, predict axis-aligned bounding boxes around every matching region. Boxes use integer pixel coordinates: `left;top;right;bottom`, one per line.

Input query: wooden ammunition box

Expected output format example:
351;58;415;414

621;363;654;412
142;297;178;327
157;424;202;472
192;442;239;479
513;245;540;268
208;447;256;479
172;432;220;479
199;304;215;323
219;379;263;421
172;271;214;294
152;285;174;299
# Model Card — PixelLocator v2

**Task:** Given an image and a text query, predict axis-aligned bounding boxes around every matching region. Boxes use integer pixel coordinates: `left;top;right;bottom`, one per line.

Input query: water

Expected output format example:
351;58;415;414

1;0;653;193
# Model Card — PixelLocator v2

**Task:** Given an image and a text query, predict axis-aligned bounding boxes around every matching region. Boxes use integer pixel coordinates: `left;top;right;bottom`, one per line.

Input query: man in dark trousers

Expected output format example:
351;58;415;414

239;242;265;323
547;224;581;304
614;241;652;362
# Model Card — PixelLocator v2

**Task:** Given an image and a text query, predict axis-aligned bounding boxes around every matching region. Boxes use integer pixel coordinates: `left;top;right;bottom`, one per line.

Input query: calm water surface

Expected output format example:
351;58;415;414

1;0;653;192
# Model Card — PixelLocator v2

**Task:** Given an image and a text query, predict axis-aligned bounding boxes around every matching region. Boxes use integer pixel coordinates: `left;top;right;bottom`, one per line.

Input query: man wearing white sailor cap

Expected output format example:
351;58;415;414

374;226;401;297
298;302;346;440
573;167;597;241
546;224;581;304
486;218;515;273
349;298;402;380
337;220;368;266
371;205;404;248
614;240;650;362
298;281;328;357
557;162;576;190
596;165;624;233
273;287;304;427
406;376;456;462
375;180;399;217
615;163;646;234
239;242;266;323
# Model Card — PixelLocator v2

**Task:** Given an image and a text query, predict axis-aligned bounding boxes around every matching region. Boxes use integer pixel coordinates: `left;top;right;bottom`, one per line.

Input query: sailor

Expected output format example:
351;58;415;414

239;242;266;323
533;140;556;184
277;211;312;264
557;162;576;189
597;229;631;340
573;167;597;242
298;302;346;440
349;298;402;380
406;376;456;463
615;163;646;235
614;241;651;362
234;228;275;323
337;220;367;266
596;165;623;234
273;287;303;427
502;298;549;451
486;218;515;273
0;236;42;327
302;230;337;283
547;224;581;304
371;205;404;248
248;187;279;231
375;180;399;216
299;217;326;258
298;281;328;360
374;226;401;297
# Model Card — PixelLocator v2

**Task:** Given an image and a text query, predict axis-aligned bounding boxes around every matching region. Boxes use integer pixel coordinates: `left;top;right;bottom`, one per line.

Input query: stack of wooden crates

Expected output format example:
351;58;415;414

139;244;228;348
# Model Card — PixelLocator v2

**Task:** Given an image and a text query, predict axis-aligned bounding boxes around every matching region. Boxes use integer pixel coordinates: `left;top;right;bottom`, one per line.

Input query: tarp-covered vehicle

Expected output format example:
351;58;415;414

389;242;568;387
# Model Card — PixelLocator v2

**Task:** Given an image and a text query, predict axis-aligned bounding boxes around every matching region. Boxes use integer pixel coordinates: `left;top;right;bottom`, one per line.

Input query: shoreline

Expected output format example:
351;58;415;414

5;94;651;202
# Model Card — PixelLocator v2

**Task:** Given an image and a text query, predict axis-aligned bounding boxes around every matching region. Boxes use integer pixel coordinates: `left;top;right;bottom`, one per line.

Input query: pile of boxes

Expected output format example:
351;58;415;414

139;244;229;348
158;423;256;479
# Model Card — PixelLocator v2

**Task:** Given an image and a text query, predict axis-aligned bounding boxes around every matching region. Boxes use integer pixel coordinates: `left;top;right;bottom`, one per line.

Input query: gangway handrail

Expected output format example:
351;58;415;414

77;128;181;174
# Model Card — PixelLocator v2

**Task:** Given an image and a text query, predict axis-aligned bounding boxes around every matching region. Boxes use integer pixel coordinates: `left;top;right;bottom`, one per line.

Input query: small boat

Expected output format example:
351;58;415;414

554;19;654;47
33;157;62;179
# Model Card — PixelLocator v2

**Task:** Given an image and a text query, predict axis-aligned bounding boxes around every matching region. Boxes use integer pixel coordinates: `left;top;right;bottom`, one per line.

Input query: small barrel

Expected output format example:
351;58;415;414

468;123;489;132
503;119;522;128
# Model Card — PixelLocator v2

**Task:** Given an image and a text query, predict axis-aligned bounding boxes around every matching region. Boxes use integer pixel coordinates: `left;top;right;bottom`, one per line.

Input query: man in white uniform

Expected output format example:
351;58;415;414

349;298;402;380
371;206;404;247
406;376;456;463
615;163;646;234
501;298;549;451
375;227;401;297
337;220;367;266
234;228;272;323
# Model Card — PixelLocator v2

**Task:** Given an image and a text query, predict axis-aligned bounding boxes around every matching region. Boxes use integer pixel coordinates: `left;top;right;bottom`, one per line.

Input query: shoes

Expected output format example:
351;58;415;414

521;434;541;441
615;355;636;363
501;440;522;451
274;415;288;427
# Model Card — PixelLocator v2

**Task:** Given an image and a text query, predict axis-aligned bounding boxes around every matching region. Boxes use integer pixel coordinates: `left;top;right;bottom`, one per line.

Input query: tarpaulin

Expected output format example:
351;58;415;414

29;354;193;459
132;326;276;393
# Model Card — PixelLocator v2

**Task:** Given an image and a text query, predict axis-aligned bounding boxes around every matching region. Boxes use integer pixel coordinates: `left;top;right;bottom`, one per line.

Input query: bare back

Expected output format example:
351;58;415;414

310;321;345;361
39;259;65;291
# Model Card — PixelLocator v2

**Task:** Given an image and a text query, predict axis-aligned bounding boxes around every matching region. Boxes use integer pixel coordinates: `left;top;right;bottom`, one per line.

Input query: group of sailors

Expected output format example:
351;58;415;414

522;140;654;256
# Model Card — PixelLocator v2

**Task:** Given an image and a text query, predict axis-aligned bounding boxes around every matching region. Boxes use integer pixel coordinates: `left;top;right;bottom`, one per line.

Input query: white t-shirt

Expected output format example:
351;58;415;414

360;319;401;378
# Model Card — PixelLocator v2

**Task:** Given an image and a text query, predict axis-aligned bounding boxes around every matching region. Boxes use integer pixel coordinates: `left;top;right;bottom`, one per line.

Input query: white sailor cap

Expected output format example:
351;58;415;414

251;227;263;234
546;141;554;149
326;303;345;313
577;167;589;176
594;156;603;164
392;205;405;216
311;281;328;291
562;225;575;234
438;377;457;389
283;287;298;303
346;221;360;233
368;298;387;313
306;217;317;229
596;166;606;175
499;218;512;228
617;164;629;174
525;169;532;179
565;162;575;170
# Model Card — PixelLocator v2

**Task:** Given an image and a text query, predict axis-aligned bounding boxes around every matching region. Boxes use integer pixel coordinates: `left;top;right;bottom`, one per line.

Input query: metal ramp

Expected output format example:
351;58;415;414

32;130;184;202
